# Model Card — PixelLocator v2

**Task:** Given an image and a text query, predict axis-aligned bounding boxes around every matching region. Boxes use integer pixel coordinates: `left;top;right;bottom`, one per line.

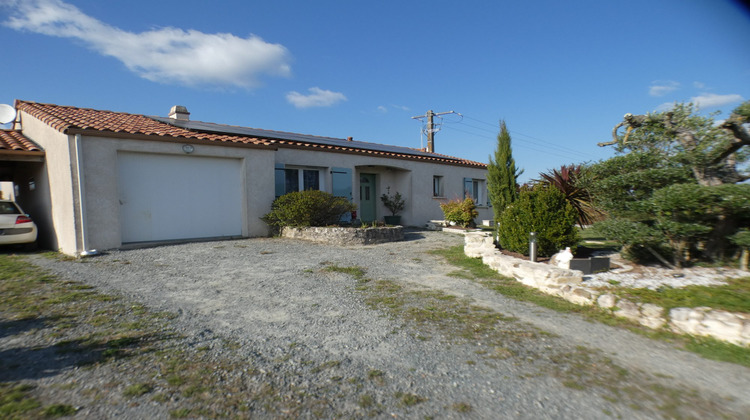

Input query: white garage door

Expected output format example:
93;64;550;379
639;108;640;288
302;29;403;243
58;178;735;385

118;152;243;243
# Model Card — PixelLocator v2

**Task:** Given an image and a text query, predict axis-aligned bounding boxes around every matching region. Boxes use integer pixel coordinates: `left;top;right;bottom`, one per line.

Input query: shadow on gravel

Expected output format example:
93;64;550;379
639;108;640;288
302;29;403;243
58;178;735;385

402;229;427;242
0;343;89;382
0;317;52;339
0;244;39;254
0;331;167;382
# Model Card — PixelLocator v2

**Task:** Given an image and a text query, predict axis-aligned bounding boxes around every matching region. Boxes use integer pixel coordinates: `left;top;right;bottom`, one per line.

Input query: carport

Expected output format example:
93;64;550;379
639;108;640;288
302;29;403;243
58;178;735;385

0;129;47;245
0;130;44;184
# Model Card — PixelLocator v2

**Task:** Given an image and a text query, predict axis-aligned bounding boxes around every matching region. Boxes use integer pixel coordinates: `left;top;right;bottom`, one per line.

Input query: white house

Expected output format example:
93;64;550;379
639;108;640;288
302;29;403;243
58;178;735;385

1;100;491;255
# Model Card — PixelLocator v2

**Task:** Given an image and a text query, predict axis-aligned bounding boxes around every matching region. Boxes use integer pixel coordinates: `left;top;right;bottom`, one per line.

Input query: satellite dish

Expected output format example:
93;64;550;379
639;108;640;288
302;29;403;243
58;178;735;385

0;104;16;125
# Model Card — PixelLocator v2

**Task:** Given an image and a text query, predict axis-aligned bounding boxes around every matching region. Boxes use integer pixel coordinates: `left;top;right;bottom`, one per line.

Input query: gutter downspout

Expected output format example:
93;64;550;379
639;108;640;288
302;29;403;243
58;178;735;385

73;134;98;257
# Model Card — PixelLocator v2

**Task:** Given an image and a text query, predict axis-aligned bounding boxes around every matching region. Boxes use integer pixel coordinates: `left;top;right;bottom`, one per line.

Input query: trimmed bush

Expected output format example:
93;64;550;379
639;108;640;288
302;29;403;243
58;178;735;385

262;190;357;232
440;198;478;228
497;185;579;256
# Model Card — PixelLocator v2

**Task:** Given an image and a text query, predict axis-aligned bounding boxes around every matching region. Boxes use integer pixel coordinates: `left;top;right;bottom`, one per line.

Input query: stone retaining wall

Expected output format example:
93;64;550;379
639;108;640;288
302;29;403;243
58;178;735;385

464;232;750;347
282;226;404;246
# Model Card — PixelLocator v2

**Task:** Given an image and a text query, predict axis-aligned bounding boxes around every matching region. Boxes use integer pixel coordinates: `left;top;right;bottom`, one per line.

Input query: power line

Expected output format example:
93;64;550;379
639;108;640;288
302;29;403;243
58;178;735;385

411;110;459;153
443;117;599;161
443;125;589;162
457;115;601;160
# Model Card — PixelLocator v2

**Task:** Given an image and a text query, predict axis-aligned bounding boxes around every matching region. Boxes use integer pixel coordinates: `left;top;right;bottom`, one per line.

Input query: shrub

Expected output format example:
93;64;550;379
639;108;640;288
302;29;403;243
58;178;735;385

440;198;478;228
262;190;357;232
497;185;579;256
380;187;405;216
536;164;601;226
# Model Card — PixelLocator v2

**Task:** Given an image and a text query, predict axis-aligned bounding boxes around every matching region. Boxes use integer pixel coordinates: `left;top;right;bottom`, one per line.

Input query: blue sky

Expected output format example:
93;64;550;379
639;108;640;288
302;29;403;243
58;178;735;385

1;0;748;182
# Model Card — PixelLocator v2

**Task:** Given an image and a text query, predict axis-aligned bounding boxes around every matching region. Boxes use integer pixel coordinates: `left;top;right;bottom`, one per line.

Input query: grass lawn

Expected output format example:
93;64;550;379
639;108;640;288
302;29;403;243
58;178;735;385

429;245;750;367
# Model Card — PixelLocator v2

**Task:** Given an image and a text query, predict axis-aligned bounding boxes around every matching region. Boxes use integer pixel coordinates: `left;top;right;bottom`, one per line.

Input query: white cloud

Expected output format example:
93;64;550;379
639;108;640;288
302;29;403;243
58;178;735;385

649;80;680;97
656;92;744;112
690;93;744;109
654;102;676;112
693;81;706;89
375;104;410;113
2;0;291;88
286;87;347;108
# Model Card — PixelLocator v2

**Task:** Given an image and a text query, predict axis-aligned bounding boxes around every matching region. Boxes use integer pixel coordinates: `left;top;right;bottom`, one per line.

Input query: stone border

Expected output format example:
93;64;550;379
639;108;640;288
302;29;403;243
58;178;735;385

464;232;750;347
281;226;404;246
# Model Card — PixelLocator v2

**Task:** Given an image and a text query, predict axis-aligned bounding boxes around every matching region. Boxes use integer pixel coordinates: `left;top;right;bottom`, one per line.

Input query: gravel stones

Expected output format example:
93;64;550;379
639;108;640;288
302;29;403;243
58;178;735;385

16;229;750;418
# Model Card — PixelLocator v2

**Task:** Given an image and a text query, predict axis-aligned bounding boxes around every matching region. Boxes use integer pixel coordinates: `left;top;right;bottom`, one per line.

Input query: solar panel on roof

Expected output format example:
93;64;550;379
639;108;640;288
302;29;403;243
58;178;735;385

149;116;461;161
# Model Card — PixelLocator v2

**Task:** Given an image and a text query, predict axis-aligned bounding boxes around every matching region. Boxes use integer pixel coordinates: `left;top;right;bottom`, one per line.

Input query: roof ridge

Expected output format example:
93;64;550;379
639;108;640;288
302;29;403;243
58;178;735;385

169;118;346;142
13;100;486;168
158;116;441;153
16;100;75;133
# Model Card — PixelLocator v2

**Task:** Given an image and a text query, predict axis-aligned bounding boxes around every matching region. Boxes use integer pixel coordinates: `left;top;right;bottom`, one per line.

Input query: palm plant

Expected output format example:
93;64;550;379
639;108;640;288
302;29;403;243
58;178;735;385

536;165;601;227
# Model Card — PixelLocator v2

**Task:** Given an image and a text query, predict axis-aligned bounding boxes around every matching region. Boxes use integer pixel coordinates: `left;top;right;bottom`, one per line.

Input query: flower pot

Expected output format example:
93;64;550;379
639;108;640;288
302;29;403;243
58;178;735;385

383;215;401;225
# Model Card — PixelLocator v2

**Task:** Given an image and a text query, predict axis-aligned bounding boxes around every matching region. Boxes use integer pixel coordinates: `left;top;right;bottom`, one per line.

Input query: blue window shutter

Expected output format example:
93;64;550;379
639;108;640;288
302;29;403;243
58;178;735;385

331;167;353;222
331;167;353;200
274;163;285;198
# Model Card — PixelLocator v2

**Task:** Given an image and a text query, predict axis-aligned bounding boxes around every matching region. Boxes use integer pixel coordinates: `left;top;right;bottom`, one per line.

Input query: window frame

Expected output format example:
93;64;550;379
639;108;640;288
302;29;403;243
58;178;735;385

275;164;325;197
463;177;488;206
432;175;444;198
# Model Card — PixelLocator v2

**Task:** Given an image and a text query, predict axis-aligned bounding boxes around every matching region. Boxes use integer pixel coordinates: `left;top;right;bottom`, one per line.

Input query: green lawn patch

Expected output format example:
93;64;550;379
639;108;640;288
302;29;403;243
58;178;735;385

614;277;750;313
428;245;750;367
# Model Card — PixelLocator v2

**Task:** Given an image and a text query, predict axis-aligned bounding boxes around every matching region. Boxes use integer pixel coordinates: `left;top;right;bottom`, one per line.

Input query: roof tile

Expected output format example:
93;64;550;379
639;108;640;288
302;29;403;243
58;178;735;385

0;129;43;153
14;100;485;168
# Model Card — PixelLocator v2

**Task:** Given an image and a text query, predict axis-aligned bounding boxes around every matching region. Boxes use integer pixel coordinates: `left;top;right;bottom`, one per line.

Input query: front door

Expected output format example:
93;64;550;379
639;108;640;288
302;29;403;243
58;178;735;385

359;173;376;222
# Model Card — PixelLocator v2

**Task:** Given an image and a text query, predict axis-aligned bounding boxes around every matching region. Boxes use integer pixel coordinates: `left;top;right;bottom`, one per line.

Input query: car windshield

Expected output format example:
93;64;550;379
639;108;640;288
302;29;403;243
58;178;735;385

0;202;21;215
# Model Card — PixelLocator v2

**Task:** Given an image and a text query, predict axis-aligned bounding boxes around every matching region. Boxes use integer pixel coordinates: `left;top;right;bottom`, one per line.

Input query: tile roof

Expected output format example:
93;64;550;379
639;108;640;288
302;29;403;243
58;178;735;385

16;100;274;148
270;138;486;167
15;100;486;168
0;129;43;154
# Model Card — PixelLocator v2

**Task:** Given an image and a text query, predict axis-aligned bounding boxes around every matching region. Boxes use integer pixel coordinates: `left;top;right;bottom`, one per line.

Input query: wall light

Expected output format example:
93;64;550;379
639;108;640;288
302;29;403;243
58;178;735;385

182;144;195;154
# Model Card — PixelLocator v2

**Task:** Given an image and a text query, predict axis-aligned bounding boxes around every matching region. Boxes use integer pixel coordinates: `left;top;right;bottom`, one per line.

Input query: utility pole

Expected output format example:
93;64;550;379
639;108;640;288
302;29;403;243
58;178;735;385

411;110;457;153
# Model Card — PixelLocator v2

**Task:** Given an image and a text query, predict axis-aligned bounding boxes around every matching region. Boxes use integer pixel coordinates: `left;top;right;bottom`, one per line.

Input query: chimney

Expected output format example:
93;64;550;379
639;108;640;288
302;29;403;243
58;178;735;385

168;105;190;121
346;136;353;141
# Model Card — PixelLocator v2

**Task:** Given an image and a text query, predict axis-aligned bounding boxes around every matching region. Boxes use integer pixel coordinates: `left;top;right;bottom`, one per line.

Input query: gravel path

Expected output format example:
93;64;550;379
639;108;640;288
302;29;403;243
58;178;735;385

23;229;750;418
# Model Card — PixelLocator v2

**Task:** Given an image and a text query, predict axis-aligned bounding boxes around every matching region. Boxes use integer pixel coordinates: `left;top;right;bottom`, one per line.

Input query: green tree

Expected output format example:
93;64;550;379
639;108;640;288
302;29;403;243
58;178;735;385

487;120;523;229
497;185;579;257
592;101;750;267
536;164;601;227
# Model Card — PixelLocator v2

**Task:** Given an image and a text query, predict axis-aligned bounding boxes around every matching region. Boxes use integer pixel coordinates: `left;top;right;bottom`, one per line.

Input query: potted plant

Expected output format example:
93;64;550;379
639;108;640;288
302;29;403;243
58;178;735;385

380;187;405;225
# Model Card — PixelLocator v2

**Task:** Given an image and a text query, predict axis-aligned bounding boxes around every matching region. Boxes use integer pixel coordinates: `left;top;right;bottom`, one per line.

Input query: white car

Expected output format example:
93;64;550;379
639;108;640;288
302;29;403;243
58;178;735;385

0;200;38;247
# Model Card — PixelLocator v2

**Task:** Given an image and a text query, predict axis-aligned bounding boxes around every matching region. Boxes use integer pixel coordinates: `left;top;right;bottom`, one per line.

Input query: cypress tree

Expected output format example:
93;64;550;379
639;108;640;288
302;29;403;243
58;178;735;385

487;120;522;226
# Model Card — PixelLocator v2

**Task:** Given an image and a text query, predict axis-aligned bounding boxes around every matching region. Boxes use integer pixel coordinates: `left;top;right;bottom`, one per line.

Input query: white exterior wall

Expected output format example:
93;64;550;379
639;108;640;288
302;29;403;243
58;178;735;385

17;111;78;253
79;136;275;251
275;148;491;226
20;108;488;254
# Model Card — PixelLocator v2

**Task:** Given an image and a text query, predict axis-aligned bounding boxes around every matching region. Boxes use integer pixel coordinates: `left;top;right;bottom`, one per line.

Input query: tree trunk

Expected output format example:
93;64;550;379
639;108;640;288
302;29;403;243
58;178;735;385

705;215;737;261
644;245;678;270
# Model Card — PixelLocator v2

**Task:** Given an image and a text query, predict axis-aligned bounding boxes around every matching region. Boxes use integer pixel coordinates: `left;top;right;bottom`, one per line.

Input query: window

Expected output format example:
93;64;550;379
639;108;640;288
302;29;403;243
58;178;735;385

433;176;444;197
302;169;319;191
275;165;322;197
283;169;299;193
463;178;488;206
0;201;20;214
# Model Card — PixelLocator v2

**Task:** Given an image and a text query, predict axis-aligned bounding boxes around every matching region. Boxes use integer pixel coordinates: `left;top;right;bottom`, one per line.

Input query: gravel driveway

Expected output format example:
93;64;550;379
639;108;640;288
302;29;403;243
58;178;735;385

26;229;750;418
